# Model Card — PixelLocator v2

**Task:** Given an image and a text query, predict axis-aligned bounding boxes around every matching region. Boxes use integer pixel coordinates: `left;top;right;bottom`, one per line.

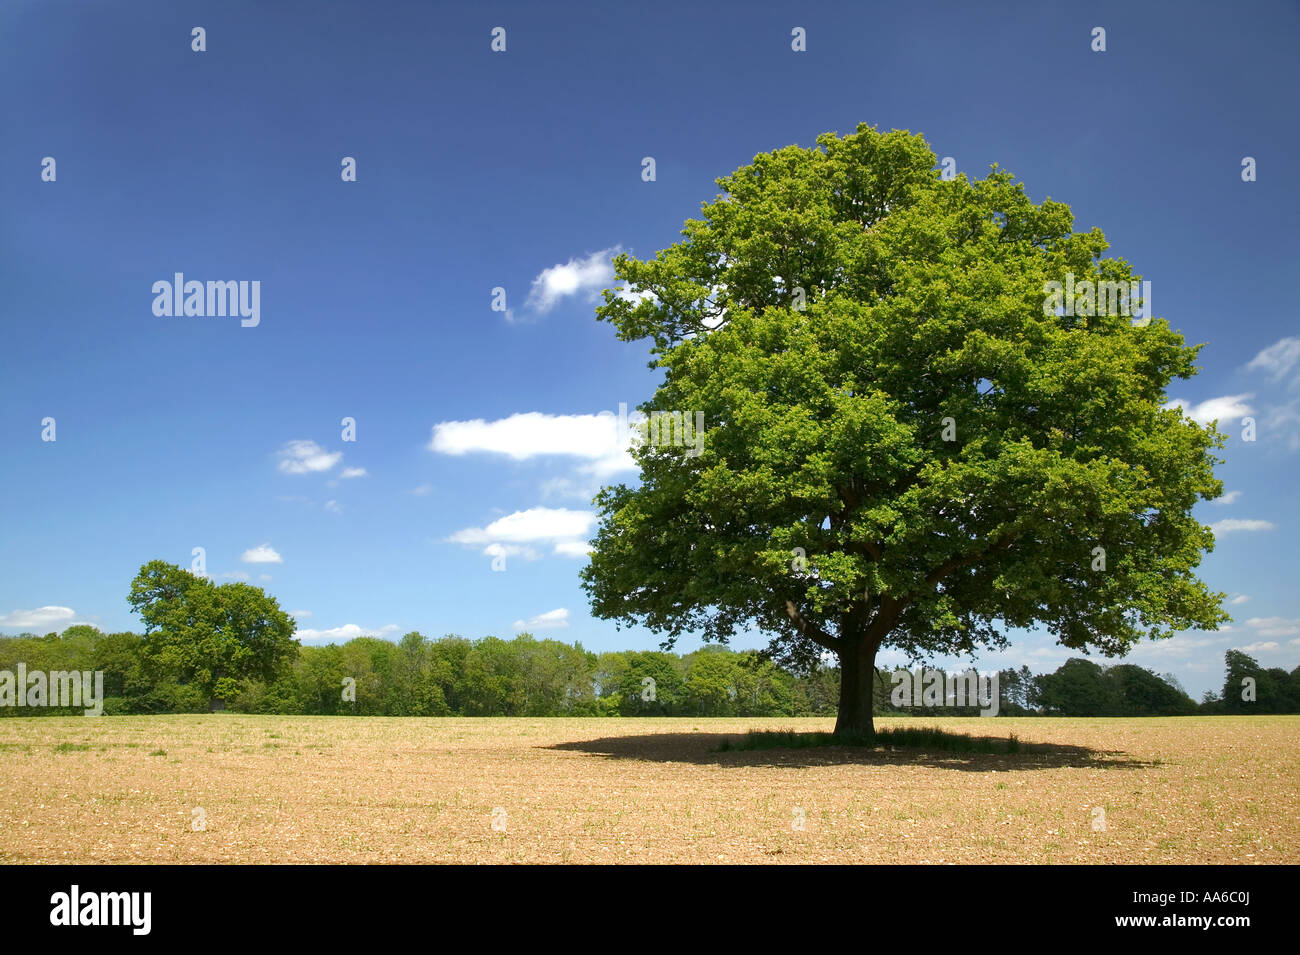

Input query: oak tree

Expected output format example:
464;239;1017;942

582;124;1228;734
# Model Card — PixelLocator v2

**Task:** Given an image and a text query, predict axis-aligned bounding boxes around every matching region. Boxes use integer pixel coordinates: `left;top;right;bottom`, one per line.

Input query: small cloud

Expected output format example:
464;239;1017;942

1233;641;1280;653
290;610;312;619
1245;336;1300;385
512;608;570;631
296;623;401;644
1229;594;1251;606
1245;617;1300;638
411;484;434;496
554;539;593;558
241;543;283;564
483;542;540;562
277;440;343;475
1212;490;1241;506
0;606;78;629
324;500;342;513
524;248;619;315
1209;519;1275;536
1164;394;1254;427
449;507;596;547
340;467;367;479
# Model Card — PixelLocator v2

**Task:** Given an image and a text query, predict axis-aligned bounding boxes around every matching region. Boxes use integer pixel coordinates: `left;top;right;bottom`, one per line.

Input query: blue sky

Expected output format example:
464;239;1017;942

1;0;1296;697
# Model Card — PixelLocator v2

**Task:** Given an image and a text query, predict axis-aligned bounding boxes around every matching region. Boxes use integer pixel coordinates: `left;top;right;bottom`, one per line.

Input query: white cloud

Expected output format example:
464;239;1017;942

513;608;570;631
241;543;284;564
450;507;596;545
1245;336;1300;385
295;623;400;644
449;507;596;561
1123;634;1221;658
1262;397;1300;451
340;467;367;479
430;411;632;468
1212;490;1241;506
290;610;312;619
324;500;342;513
1164;394;1254;427
483;542;540;561
0;606;77;629
1245;617;1300;638
554;539;594;558
278;440;343;475
430;412;637;499
1229;594;1251;606
1209;519;1275;535
525;248;619;315
1234;641;1280;653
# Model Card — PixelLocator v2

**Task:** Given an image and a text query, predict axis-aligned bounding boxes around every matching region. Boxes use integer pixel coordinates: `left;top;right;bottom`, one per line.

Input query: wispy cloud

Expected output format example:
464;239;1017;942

0;606;78;629
513;608;570;631
1209;519;1275;536
1233;641;1280;652
340;467;367;479
296;623;400;644
277;439;343;474
1245;336;1300;385
1244;617;1300;637
1164;394;1254;427
1212;490;1242;506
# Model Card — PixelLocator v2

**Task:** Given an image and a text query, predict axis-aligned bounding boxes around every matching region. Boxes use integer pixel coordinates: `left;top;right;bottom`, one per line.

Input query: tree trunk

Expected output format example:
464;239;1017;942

834;637;878;735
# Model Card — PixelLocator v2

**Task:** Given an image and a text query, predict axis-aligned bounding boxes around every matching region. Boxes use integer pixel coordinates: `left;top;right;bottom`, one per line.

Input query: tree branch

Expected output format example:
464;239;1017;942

923;531;1019;589
784;600;842;653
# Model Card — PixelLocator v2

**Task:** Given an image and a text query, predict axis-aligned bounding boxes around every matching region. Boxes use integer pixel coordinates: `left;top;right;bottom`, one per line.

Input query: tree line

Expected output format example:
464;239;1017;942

2;625;1295;718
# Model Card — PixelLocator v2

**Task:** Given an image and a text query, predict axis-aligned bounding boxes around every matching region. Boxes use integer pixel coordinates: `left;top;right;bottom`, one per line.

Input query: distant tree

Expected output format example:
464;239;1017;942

1107;664;1196;715
1221;649;1262;713
127;560;297;707
1035;658;1110;716
682;648;740;716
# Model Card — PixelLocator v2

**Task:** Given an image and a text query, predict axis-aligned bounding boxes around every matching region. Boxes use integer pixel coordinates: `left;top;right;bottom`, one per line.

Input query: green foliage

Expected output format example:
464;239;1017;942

1220;649;1300;714
4;624;1287;720
1033;657;1198;716
128;560;298;707
582;123;1229;733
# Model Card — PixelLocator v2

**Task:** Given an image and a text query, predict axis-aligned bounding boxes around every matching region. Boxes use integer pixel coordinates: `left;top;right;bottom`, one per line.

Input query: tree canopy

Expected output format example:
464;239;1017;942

582;123;1229;734
127;560;298;706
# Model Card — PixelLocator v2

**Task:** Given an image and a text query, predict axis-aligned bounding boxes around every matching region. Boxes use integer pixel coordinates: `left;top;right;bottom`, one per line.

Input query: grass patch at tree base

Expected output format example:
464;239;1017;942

715;726;1024;755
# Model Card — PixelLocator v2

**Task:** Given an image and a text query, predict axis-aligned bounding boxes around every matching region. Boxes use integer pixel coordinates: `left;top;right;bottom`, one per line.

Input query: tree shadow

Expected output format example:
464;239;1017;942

545;732;1158;772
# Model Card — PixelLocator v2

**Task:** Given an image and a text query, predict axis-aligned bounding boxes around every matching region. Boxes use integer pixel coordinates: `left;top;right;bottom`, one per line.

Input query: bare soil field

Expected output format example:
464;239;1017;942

1;715;1295;864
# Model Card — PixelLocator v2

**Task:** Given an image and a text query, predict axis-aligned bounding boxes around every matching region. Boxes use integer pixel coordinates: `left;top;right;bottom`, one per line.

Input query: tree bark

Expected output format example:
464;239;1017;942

834;636;879;735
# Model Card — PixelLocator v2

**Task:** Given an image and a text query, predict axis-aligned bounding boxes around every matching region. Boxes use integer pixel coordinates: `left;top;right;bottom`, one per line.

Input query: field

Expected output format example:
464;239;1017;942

2;715;1296;864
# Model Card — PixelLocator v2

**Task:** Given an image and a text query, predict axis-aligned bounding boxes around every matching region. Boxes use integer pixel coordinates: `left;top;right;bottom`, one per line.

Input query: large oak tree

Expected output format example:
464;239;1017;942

581;124;1229;734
